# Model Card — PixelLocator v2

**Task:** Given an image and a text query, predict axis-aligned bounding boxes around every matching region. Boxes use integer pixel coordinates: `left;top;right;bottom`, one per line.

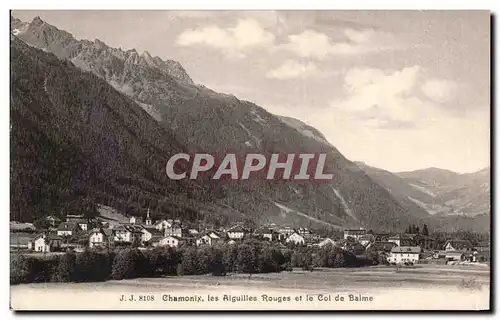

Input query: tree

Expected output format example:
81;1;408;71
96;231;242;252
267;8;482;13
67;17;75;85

422;224;429;236
236;244;258;274
52;252;76;282
181;247;199;275
33;218;51;230
111;248;144;280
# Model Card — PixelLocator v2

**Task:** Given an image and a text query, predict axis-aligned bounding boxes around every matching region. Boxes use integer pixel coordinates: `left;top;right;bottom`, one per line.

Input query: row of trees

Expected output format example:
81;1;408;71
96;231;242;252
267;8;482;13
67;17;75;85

11;240;377;285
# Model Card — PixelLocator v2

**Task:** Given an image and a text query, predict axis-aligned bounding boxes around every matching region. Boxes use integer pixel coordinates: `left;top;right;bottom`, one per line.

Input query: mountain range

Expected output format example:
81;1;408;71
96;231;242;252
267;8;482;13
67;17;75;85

355;162;491;232
10;16;490;233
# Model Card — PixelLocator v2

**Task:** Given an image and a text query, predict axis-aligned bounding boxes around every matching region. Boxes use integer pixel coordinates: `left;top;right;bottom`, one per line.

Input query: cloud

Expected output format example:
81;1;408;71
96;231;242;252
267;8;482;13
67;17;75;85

421;79;458;103
266;60;319;79
176;18;275;58
330;66;448;128
280;28;395;60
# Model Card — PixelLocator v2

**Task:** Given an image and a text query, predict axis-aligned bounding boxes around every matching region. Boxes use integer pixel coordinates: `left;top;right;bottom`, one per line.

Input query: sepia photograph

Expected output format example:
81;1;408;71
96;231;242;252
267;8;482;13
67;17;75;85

9;9;491;311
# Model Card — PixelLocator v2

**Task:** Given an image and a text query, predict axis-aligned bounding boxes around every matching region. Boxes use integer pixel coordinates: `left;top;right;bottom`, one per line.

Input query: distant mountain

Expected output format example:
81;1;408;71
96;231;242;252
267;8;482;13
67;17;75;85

356;162;491;232
397;167;491;217
11;16;427;231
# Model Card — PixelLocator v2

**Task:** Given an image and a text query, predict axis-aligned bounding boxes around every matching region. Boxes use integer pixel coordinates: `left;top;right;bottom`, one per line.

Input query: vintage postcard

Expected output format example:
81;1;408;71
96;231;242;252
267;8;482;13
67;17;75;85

9;10;490;311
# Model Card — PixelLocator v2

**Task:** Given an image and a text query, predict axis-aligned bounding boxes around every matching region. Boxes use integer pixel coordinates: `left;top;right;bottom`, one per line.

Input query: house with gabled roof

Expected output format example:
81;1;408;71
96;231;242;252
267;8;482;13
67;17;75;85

88;227;113;248
443;240;474;252
285;232;305;245
141;226;164;244
112;224;142;246
29;233;63;252
57;221;82;237
227;225;248;240
45;215;62;227
155;219;172;231
315;237;337;248
196;230;226;246
156;235;184;248
164;222;183;237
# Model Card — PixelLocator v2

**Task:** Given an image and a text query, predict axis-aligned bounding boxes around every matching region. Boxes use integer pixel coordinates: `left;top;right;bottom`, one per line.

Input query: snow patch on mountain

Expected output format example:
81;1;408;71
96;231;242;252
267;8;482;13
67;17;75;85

331;187;357;221
277;115;331;146
238;122;261;146
136;102;163;122
251;109;268;126
409;183;437;197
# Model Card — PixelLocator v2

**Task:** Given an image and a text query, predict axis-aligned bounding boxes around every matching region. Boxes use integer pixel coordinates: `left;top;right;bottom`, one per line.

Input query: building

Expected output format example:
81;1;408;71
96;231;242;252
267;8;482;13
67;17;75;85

77;219;89;231
344;228;367;241
66;214;84;222
57;222;82;237
278;227;295;238
145;208;152;226
129;216;143;225
297;227;311;236
30;233;63;252
141;227;164;244
387;234;415;247
227;225;248;240
387;246;421;264
164;223;183;237
316;238;337;248
444;251;467;262
188;229;199;236
253;226;276;241
45;216;62;227
365;241;397;253
358;234;375;247
443;240;474;252
112;225;142;246
156;235;184;248
155;219;172;231
196;234;213;246
195;231;225;246
88;228;113;248
285;232;305;245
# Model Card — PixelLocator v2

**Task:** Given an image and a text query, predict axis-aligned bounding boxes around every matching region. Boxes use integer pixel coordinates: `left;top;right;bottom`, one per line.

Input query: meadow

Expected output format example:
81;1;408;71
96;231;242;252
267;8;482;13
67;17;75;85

10;264;490;310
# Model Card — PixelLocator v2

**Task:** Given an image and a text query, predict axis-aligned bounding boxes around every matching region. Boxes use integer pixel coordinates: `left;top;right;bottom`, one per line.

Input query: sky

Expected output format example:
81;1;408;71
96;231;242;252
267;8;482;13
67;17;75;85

12;10;491;173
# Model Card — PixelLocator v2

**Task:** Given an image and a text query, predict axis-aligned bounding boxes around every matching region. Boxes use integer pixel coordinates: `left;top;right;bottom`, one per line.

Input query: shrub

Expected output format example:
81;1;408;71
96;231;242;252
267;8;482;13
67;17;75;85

10;254;33;284
111;248;145;280
52;252;76;282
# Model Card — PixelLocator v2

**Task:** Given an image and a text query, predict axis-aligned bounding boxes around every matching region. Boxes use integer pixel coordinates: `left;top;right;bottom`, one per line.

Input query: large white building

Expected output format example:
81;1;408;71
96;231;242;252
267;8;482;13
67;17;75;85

387;246;421;264
285;232;305;245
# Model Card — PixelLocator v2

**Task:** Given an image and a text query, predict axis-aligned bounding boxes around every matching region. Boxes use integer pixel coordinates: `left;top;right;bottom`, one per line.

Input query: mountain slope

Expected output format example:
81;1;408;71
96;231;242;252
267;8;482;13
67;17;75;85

354;162;432;218
10;35;237;225
11;16;425;231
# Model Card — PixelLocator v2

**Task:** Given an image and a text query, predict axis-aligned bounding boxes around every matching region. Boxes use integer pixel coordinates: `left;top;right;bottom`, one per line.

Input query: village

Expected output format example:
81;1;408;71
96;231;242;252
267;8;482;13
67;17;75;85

10;209;490;267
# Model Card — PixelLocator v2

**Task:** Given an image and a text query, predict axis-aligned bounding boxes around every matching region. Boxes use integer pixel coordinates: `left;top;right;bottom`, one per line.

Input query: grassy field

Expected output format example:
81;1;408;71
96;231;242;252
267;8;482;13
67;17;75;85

10;232;34;246
10;264;490;310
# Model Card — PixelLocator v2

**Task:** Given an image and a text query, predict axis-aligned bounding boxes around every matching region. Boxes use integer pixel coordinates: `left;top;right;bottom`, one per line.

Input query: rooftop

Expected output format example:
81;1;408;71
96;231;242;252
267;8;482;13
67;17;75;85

390;246;421;254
